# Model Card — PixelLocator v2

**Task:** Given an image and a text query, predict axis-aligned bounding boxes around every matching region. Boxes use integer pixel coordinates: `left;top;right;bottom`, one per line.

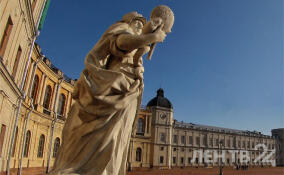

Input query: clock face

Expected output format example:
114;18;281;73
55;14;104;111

160;113;167;119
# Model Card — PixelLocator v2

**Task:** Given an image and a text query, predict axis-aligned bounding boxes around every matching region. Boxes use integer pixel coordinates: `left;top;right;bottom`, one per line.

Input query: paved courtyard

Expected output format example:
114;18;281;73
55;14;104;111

127;167;284;175
2;166;284;175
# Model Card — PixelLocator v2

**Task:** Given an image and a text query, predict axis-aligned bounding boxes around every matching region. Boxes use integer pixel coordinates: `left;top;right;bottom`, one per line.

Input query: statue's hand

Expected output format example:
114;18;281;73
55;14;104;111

140;45;150;55
151;17;163;30
153;24;166;43
142;17;163;34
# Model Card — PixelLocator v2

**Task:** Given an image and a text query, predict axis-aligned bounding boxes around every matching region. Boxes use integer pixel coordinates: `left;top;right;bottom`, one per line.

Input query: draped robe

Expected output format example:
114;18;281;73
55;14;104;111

49;22;144;175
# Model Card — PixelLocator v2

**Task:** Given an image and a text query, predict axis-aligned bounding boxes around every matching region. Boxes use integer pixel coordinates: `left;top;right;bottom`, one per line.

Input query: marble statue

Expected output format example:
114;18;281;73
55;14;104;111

49;6;174;175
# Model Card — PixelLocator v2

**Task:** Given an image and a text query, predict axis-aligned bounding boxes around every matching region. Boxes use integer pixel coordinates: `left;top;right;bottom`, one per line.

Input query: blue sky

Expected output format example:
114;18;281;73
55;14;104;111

37;0;283;135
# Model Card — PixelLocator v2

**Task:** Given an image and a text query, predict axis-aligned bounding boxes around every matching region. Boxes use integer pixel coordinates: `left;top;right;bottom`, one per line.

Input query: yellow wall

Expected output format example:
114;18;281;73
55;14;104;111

0;0;75;173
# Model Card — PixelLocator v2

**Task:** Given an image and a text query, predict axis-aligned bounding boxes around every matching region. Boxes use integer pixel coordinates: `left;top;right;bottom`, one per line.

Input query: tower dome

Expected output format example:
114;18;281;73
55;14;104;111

146;88;173;109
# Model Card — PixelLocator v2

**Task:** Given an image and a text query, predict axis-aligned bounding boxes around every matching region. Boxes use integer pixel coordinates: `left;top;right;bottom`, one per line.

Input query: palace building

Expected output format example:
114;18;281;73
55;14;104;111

0;0;282;174
128;88;277;169
0;0;74;174
0;40;75;174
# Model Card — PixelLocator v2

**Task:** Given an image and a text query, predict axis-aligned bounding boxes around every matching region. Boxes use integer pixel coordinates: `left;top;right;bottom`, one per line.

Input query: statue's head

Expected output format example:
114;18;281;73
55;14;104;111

150;5;174;33
121;12;146;35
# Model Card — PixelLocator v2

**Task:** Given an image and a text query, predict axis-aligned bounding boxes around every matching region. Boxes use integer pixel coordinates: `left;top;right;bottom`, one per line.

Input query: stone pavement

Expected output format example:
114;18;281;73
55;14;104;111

127;167;284;175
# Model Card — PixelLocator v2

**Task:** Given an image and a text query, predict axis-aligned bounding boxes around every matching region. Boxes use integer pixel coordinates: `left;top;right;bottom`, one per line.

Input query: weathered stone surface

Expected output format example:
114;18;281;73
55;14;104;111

49;7;173;175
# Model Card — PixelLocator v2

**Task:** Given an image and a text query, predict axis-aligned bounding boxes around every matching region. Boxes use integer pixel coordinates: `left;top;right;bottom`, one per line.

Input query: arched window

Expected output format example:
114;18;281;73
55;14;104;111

53;137;60;158
136;148;142;162
31;75;39;102
37;134;45;157
57;94;66;116
23;130;31;157
43;85;52;109
137;118;144;134
12;127;18;157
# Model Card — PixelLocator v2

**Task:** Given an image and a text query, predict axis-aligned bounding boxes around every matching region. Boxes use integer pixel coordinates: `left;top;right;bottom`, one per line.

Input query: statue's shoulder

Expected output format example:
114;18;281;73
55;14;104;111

85;22;133;68
104;22;134;36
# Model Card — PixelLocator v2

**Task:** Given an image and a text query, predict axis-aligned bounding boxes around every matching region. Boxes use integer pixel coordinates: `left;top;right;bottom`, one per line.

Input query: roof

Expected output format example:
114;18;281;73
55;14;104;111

147;88;173;109
174;121;272;137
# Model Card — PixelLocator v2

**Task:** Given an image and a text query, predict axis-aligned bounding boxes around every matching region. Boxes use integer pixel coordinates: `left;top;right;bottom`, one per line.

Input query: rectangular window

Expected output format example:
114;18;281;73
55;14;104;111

203;136;207;146
188;157;191;164
242;141;246;148
160;156;164;164
160;146;164;151
238;140;241;148
188;136;193;145
196;137;200;145
173;157;176;164
233;137;237;148
173;135;178;144
0;124;7;156
210;138;213;146
160;133;166;142
181;135;185;144
221;139;225;146
195;158;199;164
215;139;219;146
173;147;177;151
227;139;231;147
12;46;22;78
0;16;13;57
181;157;184;164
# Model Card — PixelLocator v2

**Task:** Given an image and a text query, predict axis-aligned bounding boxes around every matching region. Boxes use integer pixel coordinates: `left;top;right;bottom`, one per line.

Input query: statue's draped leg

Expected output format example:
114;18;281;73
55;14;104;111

49;60;142;175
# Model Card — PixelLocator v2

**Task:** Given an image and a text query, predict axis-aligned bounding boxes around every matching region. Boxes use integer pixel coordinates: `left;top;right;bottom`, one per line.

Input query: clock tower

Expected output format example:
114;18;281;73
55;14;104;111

147;88;173;168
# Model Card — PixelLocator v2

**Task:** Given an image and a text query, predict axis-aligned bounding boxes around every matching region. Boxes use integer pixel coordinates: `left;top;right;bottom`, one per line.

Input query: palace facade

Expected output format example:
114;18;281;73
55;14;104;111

0;0;281;174
128;89;277;169
0;1;74;174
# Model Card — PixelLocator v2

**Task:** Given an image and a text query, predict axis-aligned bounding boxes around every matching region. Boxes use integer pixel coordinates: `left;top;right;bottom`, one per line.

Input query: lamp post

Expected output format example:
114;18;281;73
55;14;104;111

219;140;223;175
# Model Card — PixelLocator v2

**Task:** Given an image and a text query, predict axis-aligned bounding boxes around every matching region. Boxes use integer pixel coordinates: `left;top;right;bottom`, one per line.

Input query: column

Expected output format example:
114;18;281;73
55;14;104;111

51;84;58;112
65;91;71;116
40;75;47;105
185;130;187;166
168;127;171;168
131;140;134;169
142;142;144;166
176;130;179;166
36;73;45;104
156;127;158;143
145;115;148;135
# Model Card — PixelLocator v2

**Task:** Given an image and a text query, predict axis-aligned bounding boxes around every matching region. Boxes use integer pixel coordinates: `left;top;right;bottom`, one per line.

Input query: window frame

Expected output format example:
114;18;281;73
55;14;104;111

37;134;45;158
